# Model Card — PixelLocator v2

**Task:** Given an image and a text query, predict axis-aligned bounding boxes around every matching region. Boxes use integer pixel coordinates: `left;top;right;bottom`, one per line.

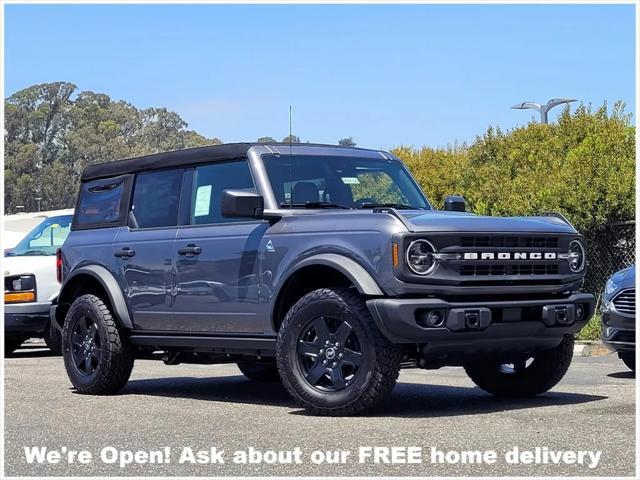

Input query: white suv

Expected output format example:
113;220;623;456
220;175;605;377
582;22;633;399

4;210;73;354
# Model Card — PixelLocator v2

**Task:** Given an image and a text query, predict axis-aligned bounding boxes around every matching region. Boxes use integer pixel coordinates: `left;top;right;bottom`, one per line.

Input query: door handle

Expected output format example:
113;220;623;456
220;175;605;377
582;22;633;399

178;244;202;256
114;247;135;258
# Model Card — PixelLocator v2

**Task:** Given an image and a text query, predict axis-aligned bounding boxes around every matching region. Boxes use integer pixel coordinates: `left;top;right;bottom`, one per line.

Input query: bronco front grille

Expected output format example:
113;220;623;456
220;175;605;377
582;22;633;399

613;289;635;316
460;264;559;276
439;234;567;284
460;236;559;249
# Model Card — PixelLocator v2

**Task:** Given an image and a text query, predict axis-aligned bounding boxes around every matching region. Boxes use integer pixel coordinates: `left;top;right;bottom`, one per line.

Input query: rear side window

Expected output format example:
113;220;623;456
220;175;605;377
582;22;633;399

131;169;183;228
75;178;125;227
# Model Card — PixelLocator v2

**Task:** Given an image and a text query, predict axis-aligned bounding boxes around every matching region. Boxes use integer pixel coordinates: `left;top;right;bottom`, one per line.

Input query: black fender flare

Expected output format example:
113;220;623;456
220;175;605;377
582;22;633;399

283;253;384;296
58;265;134;329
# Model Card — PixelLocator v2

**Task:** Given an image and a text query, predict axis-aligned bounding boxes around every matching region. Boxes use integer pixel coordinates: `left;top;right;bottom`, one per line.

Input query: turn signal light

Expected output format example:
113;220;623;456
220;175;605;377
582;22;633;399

4;291;36;303
392;243;399;268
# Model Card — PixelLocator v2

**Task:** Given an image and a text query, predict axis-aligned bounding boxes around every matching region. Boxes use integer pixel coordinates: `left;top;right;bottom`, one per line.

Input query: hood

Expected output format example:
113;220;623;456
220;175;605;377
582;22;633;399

613;265;636;289
400;210;577;234
3;255;57;277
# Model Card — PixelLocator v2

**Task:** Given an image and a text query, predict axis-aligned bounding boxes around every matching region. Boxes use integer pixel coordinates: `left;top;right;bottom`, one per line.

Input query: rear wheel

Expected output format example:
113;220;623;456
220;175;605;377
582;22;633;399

276;287;402;416
619;352;635;371
237;361;280;382
62;294;134;394
464;335;574;397
43;321;62;355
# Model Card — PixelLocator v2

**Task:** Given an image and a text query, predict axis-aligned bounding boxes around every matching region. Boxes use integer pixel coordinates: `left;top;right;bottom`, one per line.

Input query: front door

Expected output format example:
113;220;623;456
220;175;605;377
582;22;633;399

113;168;183;330
174;160;268;333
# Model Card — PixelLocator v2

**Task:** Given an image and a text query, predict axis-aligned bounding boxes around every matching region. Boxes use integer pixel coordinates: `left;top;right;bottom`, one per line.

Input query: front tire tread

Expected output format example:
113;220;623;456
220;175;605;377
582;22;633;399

277;287;401;416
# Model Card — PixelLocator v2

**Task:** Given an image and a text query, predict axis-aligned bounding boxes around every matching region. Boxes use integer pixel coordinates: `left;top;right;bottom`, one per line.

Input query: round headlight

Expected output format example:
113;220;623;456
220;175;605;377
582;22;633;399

568;240;585;272
406;239;438;275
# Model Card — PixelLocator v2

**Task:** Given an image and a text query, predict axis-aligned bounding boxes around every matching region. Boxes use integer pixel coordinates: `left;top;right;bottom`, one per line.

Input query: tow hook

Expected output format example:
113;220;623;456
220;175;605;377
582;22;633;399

541;304;576;327
446;307;491;332
465;310;481;329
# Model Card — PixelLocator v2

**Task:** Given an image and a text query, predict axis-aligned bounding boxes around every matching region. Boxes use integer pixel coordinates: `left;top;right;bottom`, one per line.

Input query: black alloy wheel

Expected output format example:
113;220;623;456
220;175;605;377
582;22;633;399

69;315;101;376
62;294;134;394
276;287;402;415
296;315;363;391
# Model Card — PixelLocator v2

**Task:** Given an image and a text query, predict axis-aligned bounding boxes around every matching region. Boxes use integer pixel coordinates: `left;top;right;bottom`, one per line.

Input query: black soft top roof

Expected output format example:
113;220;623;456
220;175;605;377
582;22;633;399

81;142;379;181
81;143;252;181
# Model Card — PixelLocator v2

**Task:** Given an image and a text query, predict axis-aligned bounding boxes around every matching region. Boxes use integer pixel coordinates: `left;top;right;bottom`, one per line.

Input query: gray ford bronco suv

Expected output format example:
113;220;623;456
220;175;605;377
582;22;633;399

52;143;595;415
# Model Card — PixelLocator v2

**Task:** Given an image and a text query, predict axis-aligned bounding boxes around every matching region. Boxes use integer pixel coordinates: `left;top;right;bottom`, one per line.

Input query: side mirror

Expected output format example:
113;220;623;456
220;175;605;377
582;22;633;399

444;195;466;212
221;190;264;219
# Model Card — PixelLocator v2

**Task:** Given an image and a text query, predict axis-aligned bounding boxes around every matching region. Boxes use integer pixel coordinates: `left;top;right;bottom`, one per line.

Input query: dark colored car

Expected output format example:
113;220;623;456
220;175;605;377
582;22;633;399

601;265;636;371
51;143;595;415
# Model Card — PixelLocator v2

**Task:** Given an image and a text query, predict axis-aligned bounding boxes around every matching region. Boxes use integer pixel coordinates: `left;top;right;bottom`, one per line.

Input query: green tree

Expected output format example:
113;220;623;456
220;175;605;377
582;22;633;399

338;137;356;147
4;82;222;213
393;101;635;232
281;135;300;143
257;136;276;143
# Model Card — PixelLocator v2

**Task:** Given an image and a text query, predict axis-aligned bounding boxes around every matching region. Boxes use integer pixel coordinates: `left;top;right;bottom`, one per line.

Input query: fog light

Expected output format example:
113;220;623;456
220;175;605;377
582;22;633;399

426;310;445;328
576;304;585;321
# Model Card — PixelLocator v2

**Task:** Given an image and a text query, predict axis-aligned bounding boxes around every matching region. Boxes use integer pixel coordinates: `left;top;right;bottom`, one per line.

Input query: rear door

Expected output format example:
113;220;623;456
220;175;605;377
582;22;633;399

174;159;269;333
112;168;184;330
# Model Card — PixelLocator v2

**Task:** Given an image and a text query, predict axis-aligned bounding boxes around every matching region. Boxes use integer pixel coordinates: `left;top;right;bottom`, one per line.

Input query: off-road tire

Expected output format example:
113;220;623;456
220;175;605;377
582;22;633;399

619;352;635;372
464;334;574;397
43;321;62;355
4;335;26;356
62;294;134;394
237;361;281;382
276;287;402;416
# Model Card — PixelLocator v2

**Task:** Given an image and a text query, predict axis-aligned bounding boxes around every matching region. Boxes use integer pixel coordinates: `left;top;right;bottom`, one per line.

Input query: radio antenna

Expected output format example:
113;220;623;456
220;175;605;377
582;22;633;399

289;105;293;208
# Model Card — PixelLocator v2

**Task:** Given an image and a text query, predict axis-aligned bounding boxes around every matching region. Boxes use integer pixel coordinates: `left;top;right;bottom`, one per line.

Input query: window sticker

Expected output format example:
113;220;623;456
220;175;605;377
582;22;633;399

341;177;360;185
194;185;212;217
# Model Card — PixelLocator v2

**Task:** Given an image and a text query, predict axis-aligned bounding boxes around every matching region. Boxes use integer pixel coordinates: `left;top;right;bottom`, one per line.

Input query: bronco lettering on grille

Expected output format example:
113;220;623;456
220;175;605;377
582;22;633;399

463;252;557;260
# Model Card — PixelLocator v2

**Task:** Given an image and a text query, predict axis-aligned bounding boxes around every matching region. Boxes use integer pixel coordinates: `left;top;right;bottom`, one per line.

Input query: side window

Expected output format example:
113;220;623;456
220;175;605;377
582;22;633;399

190;160;255;224
131;169;183;228
76;178;124;226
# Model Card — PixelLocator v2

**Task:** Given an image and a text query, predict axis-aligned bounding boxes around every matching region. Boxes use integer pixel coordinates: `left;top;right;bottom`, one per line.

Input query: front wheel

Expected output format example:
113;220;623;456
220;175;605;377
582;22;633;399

464;335;574;397
619;352;635;372
62;294;134;394
276;287;402;416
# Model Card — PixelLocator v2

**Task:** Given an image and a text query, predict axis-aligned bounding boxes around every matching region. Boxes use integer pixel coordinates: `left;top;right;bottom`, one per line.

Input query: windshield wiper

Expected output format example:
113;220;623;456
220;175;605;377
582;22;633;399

359;203;417;210
280;201;351;210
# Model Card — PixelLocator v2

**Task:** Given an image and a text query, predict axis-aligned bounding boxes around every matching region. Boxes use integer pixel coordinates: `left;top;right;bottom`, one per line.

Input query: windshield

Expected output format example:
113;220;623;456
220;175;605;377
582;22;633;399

262;154;430;210
6;215;73;256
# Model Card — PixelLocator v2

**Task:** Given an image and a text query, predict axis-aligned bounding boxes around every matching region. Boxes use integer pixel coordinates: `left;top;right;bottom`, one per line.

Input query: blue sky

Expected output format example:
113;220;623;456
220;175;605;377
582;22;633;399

4;4;636;149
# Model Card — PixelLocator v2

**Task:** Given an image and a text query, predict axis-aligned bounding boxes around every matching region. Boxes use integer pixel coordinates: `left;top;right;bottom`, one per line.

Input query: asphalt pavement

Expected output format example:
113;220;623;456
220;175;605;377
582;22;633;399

3;340;636;477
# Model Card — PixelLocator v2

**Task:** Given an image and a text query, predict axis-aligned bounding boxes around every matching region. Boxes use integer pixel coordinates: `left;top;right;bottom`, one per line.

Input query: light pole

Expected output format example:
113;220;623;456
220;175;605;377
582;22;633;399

511;97;577;124
35;197;42;212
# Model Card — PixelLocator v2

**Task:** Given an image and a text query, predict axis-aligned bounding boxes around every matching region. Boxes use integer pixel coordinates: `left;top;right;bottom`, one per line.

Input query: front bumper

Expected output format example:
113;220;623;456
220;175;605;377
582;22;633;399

367;293;595;361
4;301;51;334
601;309;635;352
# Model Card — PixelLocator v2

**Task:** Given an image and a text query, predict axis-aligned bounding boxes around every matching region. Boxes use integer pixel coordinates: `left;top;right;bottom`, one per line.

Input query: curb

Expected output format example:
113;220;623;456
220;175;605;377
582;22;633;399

574;341;612;357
